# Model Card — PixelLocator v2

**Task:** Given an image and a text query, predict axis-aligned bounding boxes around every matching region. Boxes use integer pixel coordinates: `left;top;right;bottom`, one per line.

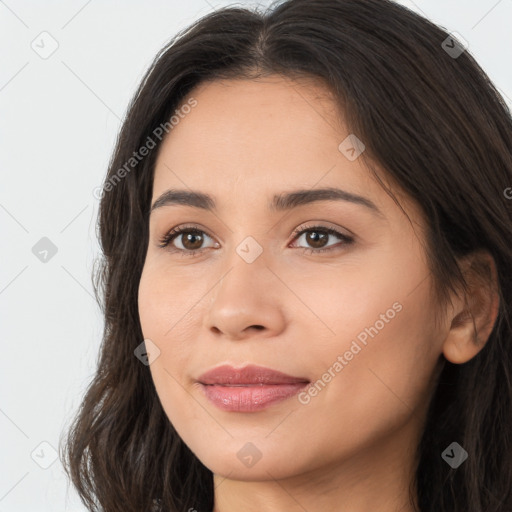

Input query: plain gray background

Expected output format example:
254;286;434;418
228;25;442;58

1;0;511;510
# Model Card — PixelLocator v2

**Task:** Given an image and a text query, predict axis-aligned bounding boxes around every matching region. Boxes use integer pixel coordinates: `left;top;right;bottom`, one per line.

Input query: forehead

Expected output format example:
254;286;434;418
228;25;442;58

153;76;371;190
181;74;340;128
150;76;421;230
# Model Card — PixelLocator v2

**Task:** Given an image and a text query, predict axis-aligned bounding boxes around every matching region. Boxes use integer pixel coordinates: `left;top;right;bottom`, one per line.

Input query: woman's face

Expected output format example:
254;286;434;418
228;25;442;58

138;75;447;483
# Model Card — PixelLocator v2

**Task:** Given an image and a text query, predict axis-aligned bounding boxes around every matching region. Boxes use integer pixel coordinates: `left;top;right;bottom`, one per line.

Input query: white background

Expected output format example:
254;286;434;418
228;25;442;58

1;0;511;510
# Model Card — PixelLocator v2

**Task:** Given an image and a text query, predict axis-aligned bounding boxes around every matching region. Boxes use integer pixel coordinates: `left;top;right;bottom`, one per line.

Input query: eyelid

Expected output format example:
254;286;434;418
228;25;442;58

290;221;355;241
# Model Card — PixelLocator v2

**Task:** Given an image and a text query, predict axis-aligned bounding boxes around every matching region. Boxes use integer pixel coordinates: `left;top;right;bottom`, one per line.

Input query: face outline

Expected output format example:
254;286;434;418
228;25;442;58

137;75;449;506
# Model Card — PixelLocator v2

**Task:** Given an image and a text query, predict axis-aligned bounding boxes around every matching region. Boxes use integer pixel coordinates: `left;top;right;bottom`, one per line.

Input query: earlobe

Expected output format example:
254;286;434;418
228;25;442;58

442;251;500;365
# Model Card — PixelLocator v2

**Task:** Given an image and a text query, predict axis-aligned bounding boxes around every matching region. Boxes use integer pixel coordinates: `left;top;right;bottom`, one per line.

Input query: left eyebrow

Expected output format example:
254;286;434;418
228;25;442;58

150;186;384;218
270;187;383;217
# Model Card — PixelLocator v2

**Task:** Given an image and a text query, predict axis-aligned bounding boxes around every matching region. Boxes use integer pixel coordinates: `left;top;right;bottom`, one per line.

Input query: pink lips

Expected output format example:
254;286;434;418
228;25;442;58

197;364;310;412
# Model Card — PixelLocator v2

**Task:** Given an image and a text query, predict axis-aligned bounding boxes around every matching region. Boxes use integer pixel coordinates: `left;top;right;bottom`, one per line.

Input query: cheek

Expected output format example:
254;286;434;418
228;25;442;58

294;252;440;417
137;259;214;367
138;267;193;390
138;267;200;426
302;276;440;427
138;261;204;341
286;293;439;474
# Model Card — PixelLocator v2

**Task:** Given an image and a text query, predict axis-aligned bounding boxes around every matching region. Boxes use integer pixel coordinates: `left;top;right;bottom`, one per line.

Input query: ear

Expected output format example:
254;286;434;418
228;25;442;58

442;250;500;364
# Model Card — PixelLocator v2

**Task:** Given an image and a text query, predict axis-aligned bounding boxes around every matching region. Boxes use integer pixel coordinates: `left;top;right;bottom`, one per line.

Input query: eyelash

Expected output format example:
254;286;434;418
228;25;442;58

157;223;354;257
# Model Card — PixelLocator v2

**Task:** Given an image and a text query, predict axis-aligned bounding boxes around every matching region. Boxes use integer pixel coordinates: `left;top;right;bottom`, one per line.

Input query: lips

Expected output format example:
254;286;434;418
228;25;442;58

197;364;310;412
197;364;310;386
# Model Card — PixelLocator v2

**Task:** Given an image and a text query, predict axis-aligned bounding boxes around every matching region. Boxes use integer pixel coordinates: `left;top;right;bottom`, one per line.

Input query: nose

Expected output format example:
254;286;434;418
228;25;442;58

202;253;287;341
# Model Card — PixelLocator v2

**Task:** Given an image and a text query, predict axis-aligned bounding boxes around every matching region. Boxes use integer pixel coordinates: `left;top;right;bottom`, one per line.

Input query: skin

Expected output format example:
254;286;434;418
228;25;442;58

137;75;499;512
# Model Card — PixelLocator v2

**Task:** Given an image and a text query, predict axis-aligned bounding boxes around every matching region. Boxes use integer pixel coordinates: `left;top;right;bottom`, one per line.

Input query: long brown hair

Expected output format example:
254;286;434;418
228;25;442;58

60;0;512;510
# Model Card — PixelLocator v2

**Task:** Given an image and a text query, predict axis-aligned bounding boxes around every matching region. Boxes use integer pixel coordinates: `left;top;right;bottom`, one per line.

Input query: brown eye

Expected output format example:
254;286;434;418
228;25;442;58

158;227;217;255
304;230;329;249
179;230;204;250
291;225;354;254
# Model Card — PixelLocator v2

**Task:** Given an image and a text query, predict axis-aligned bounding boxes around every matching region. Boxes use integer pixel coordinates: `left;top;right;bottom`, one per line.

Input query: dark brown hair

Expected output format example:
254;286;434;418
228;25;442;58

60;0;512;510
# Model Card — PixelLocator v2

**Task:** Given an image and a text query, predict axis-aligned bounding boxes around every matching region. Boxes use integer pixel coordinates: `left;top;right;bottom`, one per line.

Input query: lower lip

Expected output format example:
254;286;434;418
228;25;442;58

200;383;309;412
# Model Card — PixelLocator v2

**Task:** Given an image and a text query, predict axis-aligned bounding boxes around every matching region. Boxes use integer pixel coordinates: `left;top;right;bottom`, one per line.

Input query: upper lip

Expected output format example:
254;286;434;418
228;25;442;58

198;364;310;386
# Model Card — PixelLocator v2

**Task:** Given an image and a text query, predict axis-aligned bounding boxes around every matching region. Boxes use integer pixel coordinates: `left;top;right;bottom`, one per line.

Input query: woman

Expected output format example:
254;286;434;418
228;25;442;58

61;0;512;510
